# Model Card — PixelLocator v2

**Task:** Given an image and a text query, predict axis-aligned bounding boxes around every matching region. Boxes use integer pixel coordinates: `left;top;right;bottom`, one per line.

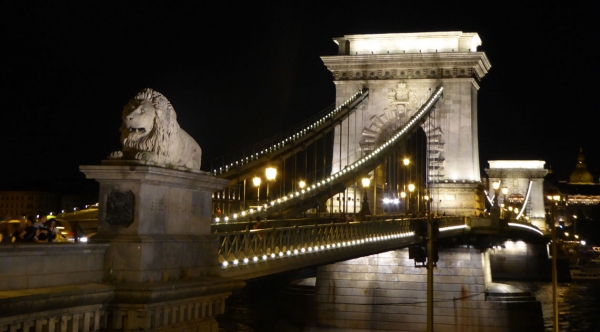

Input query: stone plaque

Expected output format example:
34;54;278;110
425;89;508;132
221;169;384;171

106;190;134;226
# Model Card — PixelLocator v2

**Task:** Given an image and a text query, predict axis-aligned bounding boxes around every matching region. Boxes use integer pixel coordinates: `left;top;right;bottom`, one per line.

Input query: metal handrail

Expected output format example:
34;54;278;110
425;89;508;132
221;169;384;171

217;216;466;265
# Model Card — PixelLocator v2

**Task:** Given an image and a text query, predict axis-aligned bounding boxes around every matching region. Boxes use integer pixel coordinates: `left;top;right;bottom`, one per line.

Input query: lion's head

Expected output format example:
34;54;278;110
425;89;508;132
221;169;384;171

109;88;202;169
120;88;179;158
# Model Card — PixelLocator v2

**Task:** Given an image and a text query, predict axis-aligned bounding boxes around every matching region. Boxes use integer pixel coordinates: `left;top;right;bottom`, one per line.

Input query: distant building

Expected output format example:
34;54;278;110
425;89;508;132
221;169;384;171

545;149;600;245
0;191;59;220
0;191;97;221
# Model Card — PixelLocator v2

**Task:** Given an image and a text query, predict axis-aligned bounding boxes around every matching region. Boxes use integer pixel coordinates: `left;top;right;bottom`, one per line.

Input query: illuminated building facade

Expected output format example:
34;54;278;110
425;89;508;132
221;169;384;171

547;149;600;244
0;191;58;220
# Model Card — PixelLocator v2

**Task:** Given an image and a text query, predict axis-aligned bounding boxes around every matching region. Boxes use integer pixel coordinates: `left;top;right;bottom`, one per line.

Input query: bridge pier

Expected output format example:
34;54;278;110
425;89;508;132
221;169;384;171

79;164;245;331
312;247;544;331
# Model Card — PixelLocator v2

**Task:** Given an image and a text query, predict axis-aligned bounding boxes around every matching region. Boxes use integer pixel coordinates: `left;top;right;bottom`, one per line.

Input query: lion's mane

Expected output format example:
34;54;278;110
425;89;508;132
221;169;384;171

110;88;202;170
120;88;179;163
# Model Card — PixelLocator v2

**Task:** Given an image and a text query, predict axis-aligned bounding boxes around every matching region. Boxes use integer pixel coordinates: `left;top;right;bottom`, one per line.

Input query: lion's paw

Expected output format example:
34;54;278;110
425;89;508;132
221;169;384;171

134;151;155;162
108;151;123;159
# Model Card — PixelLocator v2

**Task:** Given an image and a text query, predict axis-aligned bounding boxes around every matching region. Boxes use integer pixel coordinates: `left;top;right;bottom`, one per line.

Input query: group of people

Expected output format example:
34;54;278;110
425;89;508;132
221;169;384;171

10;215;62;243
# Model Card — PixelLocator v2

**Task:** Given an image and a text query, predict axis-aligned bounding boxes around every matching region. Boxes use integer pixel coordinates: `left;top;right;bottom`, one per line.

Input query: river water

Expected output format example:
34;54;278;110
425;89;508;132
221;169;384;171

503;280;600;332
218;272;600;332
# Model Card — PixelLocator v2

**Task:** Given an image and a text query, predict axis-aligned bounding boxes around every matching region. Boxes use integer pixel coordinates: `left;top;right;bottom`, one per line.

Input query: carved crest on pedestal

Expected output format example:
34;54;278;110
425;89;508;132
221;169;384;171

106;190;134;227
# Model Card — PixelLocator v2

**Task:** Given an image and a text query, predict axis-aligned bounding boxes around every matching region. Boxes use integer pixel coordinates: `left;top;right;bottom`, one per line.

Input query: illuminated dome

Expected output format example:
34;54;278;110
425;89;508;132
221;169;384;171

569;148;594;184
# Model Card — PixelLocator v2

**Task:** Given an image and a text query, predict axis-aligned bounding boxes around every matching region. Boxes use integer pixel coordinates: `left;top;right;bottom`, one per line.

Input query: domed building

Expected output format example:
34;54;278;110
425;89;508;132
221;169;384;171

547;149;600;246
569;148;594;184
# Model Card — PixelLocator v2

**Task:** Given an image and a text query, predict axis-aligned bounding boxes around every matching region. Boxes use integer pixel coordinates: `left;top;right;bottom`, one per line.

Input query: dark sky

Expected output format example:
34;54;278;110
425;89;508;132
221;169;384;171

2;1;599;193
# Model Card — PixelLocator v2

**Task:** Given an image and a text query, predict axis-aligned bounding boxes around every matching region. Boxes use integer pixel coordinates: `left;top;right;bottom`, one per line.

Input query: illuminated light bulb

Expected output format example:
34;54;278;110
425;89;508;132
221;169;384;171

279;252;284;257
253;256;258;262
243;258;249;263
294;249;298;254
301;248;306;252
286;250;291;255
263;255;268;260
233;214;238;219
215;218;220;222
233;259;239;265
326;244;331;249
271;253;276;258
224;217;229;221
222;261;228;267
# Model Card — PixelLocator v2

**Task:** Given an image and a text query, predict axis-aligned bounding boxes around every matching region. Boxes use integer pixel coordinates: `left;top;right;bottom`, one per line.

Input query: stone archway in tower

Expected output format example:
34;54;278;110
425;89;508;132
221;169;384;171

359;105;446;184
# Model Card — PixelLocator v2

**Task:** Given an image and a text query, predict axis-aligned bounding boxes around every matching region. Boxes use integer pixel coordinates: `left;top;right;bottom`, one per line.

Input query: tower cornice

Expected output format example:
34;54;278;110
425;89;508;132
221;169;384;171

321;52;491;81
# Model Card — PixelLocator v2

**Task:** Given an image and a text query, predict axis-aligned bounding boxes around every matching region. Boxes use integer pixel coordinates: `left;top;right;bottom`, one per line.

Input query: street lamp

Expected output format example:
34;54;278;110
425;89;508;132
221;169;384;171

299;180;306;190
299;180;306;216
501;187;509;217
408;183;415;215
359;177;371;218
265;167;277;201
400;191;406;215
403;158;410;199
490;181;501;219
253;176;261;202
548;194;560;332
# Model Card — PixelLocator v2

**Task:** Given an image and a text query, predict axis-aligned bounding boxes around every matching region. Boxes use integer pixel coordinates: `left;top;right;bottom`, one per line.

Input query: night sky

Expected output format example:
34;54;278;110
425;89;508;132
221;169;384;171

3;2;600;193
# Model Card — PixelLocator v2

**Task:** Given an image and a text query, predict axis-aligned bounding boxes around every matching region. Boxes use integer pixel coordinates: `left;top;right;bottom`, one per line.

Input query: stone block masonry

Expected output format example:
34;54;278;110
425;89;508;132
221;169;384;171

313;247;544;331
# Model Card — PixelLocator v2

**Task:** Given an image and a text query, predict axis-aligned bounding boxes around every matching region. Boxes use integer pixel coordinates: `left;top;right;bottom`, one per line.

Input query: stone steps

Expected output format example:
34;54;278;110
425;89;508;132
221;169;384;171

485;291;537;302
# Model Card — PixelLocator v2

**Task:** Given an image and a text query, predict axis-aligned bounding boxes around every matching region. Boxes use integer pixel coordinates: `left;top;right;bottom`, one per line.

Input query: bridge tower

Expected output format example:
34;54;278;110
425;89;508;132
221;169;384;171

321;32;491;216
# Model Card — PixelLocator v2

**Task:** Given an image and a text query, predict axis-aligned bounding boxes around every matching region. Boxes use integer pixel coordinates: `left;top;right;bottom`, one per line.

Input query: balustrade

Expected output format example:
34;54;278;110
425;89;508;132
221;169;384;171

217;216;466;267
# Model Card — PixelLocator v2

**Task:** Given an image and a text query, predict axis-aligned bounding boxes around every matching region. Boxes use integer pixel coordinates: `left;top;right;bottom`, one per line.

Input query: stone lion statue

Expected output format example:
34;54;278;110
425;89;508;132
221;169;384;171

108;88;202;170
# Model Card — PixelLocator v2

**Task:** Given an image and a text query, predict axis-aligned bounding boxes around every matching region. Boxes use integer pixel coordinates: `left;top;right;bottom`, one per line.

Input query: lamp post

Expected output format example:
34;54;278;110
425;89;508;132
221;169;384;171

501;186;509;218
265;167;277;202
408;183;415;215
253;176;261;203
400;191;406;215
299;180;306;216
424;194;434;331
548;194;560;332
491;181;500;219
359;177;371;219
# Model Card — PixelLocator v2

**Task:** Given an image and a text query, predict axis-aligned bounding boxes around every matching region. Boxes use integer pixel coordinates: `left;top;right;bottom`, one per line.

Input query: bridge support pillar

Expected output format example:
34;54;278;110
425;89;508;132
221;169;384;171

313;247;543;331
79;164;244;331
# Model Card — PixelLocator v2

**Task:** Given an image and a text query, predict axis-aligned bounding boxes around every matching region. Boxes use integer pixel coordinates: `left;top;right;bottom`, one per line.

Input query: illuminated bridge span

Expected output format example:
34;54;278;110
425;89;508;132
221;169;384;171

213;86;444;223
214;215;544;279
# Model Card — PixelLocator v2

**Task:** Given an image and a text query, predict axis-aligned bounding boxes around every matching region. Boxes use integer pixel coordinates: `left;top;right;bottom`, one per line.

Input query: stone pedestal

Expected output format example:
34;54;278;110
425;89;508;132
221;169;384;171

80;164;228;283
78;164;244;331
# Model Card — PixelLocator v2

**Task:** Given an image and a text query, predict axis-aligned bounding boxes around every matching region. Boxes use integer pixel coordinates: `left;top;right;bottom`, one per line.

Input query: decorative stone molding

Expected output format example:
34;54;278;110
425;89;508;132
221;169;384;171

0;304;105;332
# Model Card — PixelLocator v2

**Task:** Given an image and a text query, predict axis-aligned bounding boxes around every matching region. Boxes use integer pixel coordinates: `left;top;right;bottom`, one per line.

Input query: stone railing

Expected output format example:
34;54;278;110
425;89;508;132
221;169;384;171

0;243;109;291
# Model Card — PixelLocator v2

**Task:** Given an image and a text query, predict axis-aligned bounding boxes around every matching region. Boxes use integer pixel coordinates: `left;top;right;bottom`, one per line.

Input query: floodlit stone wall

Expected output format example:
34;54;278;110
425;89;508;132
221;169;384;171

313;247;543;331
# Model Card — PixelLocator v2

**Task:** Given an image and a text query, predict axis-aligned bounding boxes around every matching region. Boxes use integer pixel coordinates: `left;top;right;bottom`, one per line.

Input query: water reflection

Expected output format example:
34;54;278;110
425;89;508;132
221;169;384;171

218;270;310;332
503;281;600;332
220;274;600;332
